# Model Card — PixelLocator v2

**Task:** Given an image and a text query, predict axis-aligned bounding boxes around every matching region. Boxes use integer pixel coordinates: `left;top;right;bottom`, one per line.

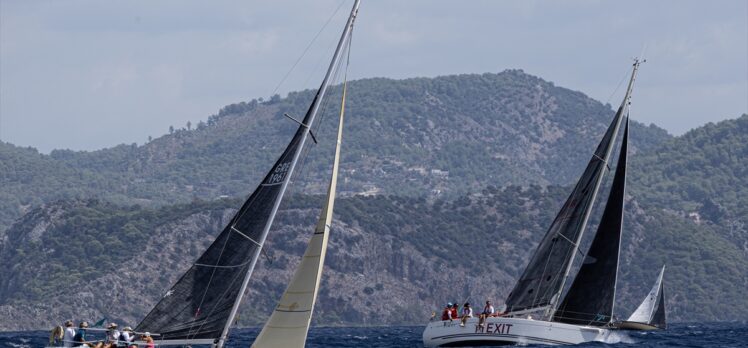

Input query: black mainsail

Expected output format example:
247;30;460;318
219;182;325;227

504;60;642;315
135;2;360;347
552;119;629;326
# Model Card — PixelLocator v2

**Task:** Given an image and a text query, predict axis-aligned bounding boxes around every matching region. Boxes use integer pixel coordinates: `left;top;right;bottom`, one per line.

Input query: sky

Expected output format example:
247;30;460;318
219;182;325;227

1;0;746;153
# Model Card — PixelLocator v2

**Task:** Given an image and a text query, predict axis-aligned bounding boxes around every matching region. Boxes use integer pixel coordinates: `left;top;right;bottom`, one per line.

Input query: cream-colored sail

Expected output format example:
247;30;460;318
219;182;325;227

251;77;349;348
627;265;665;323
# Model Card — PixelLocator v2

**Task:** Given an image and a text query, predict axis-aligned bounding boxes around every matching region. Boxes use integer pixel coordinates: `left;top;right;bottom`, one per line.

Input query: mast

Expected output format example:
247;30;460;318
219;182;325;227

549;59;643;317
216;2;360;347
251;46;350;348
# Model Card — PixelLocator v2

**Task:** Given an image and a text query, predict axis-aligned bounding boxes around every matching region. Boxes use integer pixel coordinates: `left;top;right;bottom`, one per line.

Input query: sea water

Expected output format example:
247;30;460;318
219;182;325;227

1;322;745;348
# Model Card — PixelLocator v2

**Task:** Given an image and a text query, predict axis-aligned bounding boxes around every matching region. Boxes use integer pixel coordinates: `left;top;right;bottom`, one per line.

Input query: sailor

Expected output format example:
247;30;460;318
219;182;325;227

459;302;473;327
73;321;89;347
478;300;495;327
441;303;453;321
450;303;459;319
63;320;77;347
482;301;495;316
50;325;65;346
118;327;135;346
141;332;155;348
106;323;120;345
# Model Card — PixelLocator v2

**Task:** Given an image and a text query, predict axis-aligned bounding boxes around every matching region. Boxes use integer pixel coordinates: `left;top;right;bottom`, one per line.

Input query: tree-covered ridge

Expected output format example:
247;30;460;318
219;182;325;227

0;187;745;330
630;114;748;251
0;70;671;232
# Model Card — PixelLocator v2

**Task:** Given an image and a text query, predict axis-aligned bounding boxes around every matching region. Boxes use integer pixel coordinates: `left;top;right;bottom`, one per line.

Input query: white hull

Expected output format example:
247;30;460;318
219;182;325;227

423;317;612;346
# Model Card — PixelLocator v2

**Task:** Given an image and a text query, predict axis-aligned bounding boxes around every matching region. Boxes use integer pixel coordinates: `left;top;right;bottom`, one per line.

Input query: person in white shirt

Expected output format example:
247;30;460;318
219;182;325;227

106;323;120;345
119;327;135;345
459;302;473;327
479;300;496;327
63;320;76;347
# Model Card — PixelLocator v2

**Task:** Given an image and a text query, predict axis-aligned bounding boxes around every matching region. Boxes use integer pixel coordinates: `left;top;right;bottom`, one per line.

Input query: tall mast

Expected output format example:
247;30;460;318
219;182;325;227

215;1;360;347
549;58;643;316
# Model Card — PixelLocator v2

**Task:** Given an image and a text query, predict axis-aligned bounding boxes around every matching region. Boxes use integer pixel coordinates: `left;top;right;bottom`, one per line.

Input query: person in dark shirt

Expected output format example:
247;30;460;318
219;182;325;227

72;321;90;347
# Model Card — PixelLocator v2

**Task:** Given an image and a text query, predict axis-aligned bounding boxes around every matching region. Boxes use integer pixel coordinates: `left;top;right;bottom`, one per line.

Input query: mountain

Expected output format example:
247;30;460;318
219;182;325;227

0;71;746;330
0;70;671;232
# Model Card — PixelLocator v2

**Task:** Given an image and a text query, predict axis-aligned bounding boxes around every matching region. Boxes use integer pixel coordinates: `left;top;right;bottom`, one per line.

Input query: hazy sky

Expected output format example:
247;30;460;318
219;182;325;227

1;0;746;152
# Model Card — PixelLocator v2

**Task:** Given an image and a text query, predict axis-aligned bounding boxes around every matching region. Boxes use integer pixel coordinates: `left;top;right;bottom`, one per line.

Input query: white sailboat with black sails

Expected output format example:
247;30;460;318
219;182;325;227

133;2;360;347
423;59;644;346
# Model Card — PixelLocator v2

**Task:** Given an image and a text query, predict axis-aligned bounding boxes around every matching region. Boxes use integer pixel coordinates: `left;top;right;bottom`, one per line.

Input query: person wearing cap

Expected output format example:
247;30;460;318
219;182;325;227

441;303;452;321
106;323;120;346
118;327;135;346
141;332;155;348
63;320;77;347
459;302;473;327
73;321;90;347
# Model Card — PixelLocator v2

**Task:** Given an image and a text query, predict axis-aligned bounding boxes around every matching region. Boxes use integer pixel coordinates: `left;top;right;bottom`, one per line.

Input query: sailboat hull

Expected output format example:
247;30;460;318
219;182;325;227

422;317;611;347
614;321;661;331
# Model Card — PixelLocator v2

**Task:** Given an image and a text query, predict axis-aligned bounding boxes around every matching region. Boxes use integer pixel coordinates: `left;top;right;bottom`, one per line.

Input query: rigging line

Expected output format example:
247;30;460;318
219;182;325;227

270;0;347;97
604;67;630;106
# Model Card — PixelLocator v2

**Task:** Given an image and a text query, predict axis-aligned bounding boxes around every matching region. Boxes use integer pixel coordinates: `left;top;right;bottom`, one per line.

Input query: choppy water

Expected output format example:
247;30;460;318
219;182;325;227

1;323;746;347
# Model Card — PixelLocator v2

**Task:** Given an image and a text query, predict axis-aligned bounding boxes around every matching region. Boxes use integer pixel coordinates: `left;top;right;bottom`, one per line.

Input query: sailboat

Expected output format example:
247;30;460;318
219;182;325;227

423;59;643;346
132;2;360;347
615;265;667;330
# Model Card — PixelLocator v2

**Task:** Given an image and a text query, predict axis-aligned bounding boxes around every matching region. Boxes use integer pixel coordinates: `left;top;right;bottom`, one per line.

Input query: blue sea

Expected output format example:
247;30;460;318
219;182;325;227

1;323;746;348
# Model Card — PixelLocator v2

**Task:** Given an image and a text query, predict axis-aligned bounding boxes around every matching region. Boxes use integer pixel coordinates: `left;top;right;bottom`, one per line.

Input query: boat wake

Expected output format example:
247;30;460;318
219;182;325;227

598;330;635;344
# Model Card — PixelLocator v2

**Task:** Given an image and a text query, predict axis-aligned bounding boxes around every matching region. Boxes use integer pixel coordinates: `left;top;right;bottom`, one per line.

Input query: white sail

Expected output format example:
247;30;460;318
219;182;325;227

251;47;351;348
627;265;665;323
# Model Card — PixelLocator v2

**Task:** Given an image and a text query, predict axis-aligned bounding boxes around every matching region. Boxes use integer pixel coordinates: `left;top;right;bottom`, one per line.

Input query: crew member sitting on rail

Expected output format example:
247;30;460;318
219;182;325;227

441;303;453;321
478;300;495;327
450;303;459;319
459;302;473;327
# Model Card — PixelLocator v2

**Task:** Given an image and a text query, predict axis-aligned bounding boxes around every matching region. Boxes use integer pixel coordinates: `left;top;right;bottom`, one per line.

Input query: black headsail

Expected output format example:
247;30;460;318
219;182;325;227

504;60;642;316
135;2;360;347
552;119;629;326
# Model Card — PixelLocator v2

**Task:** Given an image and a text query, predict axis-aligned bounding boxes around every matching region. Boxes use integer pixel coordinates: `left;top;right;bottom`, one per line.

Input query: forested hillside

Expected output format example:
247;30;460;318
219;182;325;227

0;70;670;232
0;71;746;330
0;187;745;330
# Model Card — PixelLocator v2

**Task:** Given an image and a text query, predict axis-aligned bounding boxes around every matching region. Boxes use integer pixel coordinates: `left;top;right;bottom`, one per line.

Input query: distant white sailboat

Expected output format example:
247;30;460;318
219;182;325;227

251;4;358;347
423;59;644;346
616;265;667;330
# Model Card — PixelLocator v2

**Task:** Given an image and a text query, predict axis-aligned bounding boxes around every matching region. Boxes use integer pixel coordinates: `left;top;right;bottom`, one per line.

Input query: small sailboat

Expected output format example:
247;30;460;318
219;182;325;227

423;59;644;347
129;2;360;347
616;265;667;330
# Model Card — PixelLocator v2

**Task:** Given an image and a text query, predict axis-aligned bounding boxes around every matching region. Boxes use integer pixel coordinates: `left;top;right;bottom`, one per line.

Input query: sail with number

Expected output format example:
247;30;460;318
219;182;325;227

553;119;629;326
251;51;350;348
134;2;360;347
504;60;641;315
627;265;667;329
